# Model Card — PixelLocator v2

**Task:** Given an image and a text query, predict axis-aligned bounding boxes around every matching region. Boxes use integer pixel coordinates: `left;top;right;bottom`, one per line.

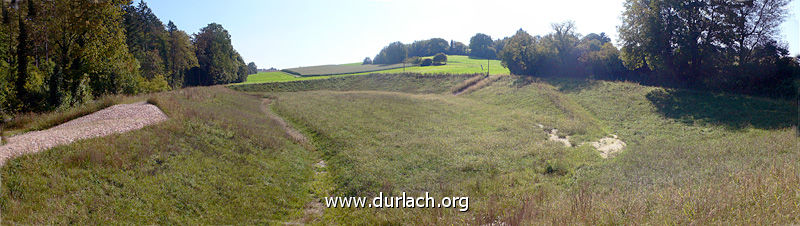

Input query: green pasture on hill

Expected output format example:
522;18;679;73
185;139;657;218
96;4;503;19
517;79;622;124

238;55;510;85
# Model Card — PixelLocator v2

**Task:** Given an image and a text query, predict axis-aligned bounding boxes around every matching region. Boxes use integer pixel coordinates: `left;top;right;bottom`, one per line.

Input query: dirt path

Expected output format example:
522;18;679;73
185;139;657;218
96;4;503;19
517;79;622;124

262;99;311;148
262;99;326;224
0;102;168;166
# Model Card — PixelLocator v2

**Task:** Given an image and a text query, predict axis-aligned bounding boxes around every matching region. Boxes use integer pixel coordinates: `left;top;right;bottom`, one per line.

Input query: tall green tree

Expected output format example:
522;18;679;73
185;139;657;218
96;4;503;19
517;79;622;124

427;38;449;56
545;21;581;76
123;1;168;80
406;38;448;58
247;62;257;75
165;21;197;89
190;23;246;86
14;3;30;109
373;41;407;64
619;0;795;96
499;29;536;75
469;33;496;59
44;0;141;107
448;40;468;55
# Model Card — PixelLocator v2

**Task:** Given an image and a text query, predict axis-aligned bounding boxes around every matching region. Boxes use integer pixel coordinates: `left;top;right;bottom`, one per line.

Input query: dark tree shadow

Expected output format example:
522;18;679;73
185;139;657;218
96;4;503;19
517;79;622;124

646;89;798;130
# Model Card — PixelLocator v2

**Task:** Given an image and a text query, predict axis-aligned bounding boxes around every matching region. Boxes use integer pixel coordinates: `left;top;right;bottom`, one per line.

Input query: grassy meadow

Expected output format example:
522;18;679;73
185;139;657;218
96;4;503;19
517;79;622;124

1;87;316;224
283;62;406;77
235;71;338;85
1;72;797;224
346;55;510;76
236;55;509;85
233;74;798;224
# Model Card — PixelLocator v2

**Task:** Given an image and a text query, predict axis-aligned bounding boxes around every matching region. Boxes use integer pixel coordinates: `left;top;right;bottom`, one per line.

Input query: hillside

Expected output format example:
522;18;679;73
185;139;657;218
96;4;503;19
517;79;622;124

237;55;510;85
1;74;797;224
282;63;407;77
239;74;797;224
346;55;509;76
1;87;316;224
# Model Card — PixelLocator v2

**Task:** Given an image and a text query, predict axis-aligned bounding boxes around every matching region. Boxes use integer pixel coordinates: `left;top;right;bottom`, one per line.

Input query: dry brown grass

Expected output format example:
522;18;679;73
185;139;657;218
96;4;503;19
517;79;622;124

511;159;800;225
453;74;510;96
451;74;487;95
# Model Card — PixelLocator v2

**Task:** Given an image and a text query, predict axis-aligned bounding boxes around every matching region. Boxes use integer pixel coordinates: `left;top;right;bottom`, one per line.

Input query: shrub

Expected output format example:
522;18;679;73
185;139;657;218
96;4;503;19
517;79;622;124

362;57;372;65
421;58;433;66
433;53;447;65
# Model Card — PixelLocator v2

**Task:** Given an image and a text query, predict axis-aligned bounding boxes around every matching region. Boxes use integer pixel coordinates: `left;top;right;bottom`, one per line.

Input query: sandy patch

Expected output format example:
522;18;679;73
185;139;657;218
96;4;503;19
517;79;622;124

540;124;626;157
587;134;626;158
547;128;572;147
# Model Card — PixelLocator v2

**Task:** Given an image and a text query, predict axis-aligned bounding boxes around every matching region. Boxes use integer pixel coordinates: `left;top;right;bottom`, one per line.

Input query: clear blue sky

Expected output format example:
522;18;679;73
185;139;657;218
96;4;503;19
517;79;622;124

146;0;799;69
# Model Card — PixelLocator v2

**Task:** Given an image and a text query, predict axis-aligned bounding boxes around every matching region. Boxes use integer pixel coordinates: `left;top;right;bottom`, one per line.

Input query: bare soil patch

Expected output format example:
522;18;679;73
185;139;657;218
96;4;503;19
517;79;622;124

587;134;626;158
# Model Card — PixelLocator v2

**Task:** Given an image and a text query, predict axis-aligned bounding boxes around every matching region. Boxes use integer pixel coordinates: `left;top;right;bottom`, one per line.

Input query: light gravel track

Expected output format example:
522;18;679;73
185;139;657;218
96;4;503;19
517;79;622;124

0;102;168;165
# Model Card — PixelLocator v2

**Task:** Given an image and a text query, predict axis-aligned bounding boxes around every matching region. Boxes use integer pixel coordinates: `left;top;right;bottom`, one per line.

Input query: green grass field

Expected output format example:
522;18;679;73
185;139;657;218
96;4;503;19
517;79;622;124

235;74;798;224
236;71;339;84
347;55;510;76
237;55;510;85
2;73;797;224
282;62;406;77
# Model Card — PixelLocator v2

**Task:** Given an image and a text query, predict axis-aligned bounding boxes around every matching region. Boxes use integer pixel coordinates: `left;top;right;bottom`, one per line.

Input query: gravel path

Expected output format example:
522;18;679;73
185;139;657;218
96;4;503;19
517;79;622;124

0;102;168;165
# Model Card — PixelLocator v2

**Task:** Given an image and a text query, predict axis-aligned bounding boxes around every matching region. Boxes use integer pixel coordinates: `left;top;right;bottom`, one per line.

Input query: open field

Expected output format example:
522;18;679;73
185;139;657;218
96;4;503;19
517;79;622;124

282;63;406;77
237;55;510;85
235;71;339;85
2;73;797;224
234;74;799;224
346;55;510;76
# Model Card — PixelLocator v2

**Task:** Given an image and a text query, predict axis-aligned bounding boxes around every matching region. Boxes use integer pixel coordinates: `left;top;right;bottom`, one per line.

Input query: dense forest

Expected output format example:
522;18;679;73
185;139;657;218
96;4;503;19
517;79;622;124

370;0;799;99
0;0;257;114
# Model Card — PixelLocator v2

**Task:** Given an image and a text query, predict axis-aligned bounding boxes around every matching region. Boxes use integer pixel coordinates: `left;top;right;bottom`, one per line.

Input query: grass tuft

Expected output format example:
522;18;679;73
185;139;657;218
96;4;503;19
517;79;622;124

3;96;123;135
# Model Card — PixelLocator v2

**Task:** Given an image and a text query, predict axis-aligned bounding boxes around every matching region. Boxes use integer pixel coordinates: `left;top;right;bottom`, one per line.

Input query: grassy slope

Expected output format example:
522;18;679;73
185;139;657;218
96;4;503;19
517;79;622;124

4;73;797;224
346;55;510;76
235;71;336;85
237;74;798;224
283;63;405;77
550;80;799;224
236;55;509;85
233;73;480;94
1;87;315;224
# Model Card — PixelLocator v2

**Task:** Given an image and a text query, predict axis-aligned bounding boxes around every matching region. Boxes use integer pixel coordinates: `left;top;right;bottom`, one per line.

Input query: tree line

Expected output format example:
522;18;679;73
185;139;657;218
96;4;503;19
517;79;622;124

0;0;258;114
369;0;798;99
370;34;505;65
617;0;798;98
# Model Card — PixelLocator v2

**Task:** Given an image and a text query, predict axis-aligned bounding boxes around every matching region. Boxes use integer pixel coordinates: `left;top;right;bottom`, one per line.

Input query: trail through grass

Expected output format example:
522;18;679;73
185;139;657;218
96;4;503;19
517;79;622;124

1;87;316;224
237;74;798;224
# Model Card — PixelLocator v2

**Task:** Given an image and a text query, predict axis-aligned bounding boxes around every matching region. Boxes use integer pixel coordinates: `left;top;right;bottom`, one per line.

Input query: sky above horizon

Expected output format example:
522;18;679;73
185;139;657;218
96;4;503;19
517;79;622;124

147;0;799;69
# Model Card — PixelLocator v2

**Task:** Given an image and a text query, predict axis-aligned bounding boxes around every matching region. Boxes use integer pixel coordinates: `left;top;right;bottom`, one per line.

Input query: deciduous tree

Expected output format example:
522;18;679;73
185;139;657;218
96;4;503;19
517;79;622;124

469;33;496;59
